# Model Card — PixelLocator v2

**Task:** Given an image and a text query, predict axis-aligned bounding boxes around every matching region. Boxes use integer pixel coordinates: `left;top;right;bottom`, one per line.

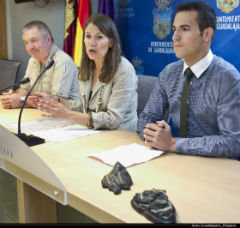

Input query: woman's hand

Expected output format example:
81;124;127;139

35;92;70;120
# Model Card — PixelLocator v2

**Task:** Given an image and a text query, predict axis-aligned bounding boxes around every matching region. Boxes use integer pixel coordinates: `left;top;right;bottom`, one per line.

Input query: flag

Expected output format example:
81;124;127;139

73;0;91;67
63;0;78;58
98;0;115;23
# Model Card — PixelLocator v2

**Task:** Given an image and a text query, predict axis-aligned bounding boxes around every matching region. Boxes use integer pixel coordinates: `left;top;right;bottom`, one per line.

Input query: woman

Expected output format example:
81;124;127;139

36;14;138;131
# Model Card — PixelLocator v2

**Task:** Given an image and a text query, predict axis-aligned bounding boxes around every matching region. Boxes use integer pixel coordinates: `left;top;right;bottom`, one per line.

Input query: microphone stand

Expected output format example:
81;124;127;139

15;60;54;147
0;78;30;93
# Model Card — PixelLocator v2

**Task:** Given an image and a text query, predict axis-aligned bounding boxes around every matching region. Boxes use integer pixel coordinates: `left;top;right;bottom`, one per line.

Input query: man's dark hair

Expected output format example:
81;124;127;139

176;1;216;33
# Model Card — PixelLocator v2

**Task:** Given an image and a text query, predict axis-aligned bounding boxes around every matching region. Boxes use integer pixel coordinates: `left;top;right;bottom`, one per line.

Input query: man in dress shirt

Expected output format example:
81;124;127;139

0;20;80;109
137;1;240;159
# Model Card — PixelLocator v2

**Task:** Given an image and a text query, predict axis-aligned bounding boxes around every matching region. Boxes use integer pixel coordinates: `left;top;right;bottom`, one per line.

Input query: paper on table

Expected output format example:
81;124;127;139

88;143;164;167
9;118;72;133
32;125;102;142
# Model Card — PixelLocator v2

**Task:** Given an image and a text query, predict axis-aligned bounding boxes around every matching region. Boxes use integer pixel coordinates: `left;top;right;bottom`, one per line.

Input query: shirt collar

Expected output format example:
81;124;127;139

47;44;58;61
183;50;213;78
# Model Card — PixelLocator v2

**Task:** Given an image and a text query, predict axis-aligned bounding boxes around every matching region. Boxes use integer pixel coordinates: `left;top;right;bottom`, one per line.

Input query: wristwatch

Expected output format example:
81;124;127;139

20;96;26;105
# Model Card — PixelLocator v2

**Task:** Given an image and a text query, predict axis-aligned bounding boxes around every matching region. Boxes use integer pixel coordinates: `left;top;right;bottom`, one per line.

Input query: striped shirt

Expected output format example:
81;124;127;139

137;53;240;159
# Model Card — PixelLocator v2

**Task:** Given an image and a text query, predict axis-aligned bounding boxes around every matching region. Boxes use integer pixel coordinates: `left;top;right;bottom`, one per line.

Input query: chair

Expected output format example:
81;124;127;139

137;74;157;116
0;59;21;94
137;74;178;136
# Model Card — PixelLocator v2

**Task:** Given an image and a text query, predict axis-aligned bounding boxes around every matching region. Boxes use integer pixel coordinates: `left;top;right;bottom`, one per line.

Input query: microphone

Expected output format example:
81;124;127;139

0;77;30;93
42;59;55;70
16;59;55;147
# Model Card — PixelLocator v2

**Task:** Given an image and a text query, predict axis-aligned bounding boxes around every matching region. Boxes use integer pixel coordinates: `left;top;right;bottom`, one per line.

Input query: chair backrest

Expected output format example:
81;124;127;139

137;74;157;116
0;59;21;94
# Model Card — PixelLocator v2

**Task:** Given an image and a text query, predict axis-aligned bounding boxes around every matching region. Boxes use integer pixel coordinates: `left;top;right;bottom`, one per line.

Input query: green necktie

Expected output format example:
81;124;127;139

180;68;194;138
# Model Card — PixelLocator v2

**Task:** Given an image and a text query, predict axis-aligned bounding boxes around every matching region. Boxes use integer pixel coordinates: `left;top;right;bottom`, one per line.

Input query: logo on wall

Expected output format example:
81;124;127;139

152;0;173;39
132;56;144;74
217;0;239;13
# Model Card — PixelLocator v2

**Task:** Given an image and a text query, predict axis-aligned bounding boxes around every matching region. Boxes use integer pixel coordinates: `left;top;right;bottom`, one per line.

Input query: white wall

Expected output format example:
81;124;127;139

5;0;99;81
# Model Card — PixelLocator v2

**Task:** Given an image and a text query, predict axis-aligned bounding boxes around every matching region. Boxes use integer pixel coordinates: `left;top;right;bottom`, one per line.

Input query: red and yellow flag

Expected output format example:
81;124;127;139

74;0;91;67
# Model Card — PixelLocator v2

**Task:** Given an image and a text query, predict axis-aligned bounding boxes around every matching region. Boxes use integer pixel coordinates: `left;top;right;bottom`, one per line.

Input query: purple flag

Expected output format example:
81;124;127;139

98;0;115;23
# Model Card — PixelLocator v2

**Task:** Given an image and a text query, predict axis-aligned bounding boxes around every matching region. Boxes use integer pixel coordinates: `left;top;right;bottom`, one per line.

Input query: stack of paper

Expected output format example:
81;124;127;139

9;118;101;143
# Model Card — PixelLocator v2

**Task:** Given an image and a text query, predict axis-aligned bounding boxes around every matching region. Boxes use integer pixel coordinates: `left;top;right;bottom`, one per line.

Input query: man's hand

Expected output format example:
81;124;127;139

143;120;176;152
0;90;21;109
26;96;39;108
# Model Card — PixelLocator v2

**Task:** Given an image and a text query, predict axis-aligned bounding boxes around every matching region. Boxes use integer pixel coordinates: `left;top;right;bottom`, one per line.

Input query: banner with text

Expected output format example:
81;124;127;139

116;0;240;76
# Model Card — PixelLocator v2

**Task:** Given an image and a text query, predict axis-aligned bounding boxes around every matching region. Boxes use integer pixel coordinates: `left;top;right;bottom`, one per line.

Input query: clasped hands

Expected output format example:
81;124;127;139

0;90;68;119
143;120;176;152
0;89;38;108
